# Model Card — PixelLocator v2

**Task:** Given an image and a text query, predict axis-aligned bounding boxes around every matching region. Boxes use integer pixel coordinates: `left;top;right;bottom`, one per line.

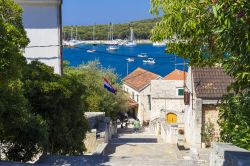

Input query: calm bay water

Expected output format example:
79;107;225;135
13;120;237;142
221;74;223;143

63;44;187;79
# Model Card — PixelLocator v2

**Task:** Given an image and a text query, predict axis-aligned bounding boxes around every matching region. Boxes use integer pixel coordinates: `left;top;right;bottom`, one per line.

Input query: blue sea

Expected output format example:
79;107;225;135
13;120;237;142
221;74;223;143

63;44;187;79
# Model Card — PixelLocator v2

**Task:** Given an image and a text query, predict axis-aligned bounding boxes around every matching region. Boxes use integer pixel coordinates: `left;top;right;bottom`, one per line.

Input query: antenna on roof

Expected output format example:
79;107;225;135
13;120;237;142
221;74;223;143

175;55;177;70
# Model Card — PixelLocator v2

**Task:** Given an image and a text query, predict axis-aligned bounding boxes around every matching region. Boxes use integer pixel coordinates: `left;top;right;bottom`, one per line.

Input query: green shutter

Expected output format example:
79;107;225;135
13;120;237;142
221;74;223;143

178;89;184;96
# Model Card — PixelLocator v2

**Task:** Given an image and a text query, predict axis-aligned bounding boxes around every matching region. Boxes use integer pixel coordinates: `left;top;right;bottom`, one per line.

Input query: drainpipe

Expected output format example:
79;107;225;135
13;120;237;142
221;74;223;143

58;0;63;75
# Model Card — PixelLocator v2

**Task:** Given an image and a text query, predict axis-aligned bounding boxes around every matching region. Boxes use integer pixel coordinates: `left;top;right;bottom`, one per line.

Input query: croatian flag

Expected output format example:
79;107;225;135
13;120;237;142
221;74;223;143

104;78;117;94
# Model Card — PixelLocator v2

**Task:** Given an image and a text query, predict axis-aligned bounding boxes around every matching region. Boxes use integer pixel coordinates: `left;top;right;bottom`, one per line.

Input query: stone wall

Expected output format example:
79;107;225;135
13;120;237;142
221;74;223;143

151;80;185;121
184;98;203;148
210;143;250;166
150;118;184;144
202;105;220;141
84;112;117;154
84;129;98;153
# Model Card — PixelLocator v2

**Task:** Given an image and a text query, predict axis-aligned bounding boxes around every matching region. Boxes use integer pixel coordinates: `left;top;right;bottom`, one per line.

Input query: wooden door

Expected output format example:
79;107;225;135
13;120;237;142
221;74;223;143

166;113;177;123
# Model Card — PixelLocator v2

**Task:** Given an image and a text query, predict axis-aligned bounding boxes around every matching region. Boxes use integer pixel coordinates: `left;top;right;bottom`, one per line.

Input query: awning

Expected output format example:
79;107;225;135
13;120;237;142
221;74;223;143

128;98;138;109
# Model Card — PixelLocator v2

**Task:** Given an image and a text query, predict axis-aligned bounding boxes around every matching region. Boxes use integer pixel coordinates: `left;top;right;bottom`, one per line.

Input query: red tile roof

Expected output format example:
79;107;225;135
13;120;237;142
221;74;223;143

192;67;234;99
123;68;161;91
163;69;187;80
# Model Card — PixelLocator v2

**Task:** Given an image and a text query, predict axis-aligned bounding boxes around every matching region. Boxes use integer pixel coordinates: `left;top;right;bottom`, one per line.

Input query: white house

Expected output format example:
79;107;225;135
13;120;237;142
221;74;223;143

184;67;234;148
151;69;187;123
149;69;187;144
123;68;161;124
15;0;63;75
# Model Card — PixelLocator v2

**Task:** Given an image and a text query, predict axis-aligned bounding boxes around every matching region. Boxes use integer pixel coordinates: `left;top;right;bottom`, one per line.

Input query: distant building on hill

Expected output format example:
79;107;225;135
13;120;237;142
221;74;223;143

15;0;63;75
122;67;161;123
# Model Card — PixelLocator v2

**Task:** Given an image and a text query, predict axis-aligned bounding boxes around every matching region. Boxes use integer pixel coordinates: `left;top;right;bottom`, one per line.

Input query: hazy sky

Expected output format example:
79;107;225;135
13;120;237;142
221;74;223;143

62;0;155;26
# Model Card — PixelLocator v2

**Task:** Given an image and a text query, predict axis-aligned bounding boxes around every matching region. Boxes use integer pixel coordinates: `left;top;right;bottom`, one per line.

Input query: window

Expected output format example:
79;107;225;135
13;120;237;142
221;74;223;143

136;95;139;102
132;92;135;100
176;88;184;96
147;95;151;110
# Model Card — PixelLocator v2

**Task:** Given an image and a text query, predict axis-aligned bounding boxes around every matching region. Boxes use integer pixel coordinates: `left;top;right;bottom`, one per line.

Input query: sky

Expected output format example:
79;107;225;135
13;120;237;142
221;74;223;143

62;0;155;26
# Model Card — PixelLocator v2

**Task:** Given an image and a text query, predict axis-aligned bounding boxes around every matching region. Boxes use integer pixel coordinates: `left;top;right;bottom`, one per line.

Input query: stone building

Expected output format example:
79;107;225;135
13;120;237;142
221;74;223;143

122;67;161;123
151;69;187;122
15;0;63;75
184;67;234;148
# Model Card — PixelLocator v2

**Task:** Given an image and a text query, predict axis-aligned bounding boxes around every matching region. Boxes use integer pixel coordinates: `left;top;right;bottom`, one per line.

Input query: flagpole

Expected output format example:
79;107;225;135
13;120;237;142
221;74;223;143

127;62;128;76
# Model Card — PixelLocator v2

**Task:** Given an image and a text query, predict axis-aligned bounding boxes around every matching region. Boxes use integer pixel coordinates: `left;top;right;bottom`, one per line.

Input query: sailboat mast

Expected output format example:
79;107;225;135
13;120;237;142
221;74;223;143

93;25;96;41
111;24;114;40
130;27;134;41
75;27;78;40
107;23;110;40
70;27;73;40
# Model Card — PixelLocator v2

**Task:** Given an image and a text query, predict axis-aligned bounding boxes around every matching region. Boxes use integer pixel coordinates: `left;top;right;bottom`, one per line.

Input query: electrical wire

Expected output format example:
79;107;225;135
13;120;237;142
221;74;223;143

122;62;172;80
25;44;178;60
72;45;177;59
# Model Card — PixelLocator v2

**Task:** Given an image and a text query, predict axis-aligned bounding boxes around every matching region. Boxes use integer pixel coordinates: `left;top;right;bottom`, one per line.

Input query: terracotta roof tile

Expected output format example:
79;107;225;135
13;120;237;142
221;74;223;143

192;67;234;99
123;68;161;91
163;69;187;80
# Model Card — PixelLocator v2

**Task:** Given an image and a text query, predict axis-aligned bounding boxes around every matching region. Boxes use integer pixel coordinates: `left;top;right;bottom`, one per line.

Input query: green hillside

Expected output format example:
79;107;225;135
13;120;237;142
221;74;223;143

63;18;160;40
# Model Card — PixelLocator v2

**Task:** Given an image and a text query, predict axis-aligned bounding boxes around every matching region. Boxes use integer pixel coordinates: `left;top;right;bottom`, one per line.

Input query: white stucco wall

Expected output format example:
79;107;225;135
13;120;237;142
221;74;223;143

15;0;61;74
122;84;152;123
151;80;185;122
184;67;203;148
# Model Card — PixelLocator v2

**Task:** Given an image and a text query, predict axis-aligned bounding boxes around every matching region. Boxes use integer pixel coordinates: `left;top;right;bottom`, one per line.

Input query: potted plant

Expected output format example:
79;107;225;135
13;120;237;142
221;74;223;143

201;120;215;148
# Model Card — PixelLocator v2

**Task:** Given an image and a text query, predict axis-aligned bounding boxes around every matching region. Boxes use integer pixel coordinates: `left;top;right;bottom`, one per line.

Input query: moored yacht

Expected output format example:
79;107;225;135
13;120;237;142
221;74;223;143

126;58;135;62
106;45;119;51
86;49;96;53
153;42;166;47
138;53;148;58
143;58;155;64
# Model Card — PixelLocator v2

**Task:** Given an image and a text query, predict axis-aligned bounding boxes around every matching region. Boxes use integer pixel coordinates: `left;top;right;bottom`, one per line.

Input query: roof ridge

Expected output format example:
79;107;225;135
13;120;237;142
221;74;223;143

124;67;160;80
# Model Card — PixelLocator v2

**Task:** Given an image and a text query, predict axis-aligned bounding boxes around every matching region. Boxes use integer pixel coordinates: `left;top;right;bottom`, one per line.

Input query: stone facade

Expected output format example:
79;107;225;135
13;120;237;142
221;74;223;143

84;112;117;154
151;80;185;122
202;105;220;141
184;67;231;148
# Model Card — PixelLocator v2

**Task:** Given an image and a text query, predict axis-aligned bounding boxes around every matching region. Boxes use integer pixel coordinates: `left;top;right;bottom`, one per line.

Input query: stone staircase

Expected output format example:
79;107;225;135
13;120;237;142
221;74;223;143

1;127;208;166
101;127;208;166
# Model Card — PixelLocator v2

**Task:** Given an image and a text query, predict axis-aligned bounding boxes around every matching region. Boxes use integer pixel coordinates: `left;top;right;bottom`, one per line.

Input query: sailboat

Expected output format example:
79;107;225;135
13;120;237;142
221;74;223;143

67;27;81;47
125;27;136;47
86;25;97;53
106;23;119;51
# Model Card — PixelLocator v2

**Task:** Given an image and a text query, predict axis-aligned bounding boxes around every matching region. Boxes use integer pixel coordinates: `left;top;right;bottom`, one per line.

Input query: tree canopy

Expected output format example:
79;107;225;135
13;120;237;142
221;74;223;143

64;61;129;120
150;0;250;149
0;0;29;84
63;18;160;40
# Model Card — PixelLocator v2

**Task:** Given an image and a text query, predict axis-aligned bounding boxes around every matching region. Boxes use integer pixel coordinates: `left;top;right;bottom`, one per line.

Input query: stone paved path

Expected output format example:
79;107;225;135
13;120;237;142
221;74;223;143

101;127;209;166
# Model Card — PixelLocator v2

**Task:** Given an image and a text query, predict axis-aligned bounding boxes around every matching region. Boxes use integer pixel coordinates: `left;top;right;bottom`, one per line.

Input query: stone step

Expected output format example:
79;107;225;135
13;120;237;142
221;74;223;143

97;156;206;166
36;155;208;166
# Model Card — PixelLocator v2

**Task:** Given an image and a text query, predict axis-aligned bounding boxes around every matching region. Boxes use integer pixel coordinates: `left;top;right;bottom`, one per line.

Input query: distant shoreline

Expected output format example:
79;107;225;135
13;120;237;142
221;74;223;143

78;39;152;44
